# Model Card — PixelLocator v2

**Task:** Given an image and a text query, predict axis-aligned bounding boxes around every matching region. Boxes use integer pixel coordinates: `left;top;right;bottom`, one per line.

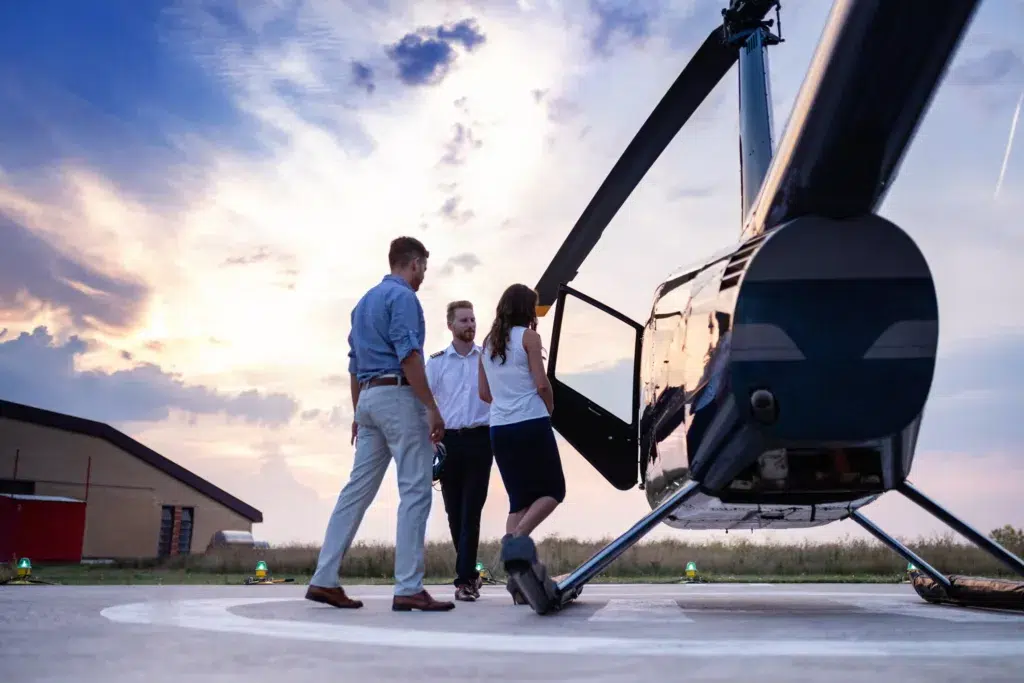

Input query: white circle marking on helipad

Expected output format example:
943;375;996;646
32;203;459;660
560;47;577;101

99;596;1024;658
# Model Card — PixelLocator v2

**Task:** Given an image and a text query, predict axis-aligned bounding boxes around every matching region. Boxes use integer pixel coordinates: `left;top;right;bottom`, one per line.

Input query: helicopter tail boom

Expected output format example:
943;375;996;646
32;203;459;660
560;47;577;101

741;0;982;238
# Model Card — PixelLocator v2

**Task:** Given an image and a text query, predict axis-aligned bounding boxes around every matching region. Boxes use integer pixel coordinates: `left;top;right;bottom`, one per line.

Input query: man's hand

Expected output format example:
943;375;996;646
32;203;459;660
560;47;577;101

427;406;445;444
351;420;358;445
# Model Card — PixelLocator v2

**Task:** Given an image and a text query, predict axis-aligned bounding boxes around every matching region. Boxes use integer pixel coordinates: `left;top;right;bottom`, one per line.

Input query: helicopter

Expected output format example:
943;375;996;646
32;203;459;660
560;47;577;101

500;0;1024;615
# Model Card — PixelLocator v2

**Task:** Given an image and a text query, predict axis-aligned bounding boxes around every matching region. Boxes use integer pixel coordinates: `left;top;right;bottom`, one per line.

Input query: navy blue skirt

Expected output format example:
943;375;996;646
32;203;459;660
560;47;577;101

489;416;566;514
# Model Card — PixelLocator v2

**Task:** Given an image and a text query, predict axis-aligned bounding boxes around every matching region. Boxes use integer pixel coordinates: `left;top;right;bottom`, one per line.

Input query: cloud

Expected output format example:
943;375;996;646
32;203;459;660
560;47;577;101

440;122;482;165
0;4;252;202
914;332;1024;453
386;18;487;86
559;356;635;424
221;246;290;266
587;0;656;56
438;194;475;224
0;326;298;427
668;184;716;200
951;48;1024;87
439;252;482;276
0;211;148;331
351;61;375;94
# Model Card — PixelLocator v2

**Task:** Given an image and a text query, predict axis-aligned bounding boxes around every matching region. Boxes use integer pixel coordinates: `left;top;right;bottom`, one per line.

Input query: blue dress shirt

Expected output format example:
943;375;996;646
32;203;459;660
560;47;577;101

348;274;426;382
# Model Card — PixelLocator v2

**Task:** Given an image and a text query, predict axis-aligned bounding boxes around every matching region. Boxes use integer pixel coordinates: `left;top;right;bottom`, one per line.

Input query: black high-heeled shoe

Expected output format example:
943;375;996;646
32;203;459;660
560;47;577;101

501;534;560;613
506;574;529;605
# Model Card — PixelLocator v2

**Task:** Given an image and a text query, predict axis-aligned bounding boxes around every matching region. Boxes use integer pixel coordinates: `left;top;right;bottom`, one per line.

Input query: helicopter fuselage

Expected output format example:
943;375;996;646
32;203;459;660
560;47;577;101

512;0;1002;615
638;212;939;530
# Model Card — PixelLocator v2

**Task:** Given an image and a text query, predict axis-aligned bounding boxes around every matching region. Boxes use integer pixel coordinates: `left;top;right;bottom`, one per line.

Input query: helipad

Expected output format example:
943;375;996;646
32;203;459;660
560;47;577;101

3;583;1023;681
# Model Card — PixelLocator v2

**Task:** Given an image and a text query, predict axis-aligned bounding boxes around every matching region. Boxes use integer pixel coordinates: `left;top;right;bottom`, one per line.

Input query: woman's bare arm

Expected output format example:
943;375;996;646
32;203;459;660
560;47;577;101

477;355;492;403
523;328;553;414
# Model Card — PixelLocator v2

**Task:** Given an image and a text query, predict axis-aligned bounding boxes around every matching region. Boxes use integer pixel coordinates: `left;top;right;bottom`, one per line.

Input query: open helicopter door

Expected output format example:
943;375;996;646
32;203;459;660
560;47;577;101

545;284;644;490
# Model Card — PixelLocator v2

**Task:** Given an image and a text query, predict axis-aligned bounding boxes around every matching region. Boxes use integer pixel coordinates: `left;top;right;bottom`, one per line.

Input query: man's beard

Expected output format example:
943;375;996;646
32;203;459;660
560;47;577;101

457;329;475;343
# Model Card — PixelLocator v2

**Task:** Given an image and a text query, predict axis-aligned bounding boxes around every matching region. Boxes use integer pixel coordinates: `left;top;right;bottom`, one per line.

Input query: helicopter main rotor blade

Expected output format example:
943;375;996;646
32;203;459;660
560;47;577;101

534;24;740;315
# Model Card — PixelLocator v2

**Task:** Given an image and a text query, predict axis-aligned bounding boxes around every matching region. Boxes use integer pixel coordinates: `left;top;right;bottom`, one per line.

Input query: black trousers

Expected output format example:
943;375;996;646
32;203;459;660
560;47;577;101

438;425;493;587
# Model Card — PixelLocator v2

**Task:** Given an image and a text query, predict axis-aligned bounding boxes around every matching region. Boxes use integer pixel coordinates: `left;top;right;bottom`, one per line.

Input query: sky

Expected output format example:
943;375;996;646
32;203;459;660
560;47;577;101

1;0;1023;551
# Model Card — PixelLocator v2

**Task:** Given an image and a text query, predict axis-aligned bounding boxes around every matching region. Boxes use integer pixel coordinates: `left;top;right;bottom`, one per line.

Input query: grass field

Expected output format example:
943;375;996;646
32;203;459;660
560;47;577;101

4;525;1022;586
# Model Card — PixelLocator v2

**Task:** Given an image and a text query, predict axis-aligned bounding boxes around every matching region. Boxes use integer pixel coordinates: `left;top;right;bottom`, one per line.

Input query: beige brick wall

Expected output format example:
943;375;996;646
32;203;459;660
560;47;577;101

0;418;254;559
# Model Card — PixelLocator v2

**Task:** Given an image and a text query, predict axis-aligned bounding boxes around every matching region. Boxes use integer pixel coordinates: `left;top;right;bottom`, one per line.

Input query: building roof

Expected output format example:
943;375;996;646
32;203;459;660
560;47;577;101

0;399;263;523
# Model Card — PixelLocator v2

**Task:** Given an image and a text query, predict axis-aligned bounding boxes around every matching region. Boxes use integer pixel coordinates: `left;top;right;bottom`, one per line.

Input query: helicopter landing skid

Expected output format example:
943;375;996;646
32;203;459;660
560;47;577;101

851;481;1024;611
505;480;703;615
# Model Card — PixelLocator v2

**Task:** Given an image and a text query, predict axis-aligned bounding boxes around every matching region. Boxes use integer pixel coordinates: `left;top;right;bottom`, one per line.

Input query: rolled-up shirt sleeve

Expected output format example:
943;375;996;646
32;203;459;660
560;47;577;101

425;355;438;391
388;290;422;363
347;329;357;375
347;309;358;375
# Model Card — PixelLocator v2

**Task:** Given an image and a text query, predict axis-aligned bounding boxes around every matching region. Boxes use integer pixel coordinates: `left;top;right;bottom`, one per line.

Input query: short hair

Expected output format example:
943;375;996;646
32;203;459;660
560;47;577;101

388;236;429;268
446;300;473;324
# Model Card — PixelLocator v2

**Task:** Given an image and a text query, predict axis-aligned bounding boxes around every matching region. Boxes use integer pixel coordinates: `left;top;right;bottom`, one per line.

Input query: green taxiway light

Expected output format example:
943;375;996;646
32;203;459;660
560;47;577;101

907;562;917;572
685;561;697;578
475;562;484;572
255;560;268;577
17;558;32;576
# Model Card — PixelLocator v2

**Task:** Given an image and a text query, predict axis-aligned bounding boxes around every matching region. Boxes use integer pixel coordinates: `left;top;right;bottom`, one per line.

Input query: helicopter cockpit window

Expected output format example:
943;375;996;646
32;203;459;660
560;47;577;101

644;314;680;405
680;260;729;394
647;276;693;397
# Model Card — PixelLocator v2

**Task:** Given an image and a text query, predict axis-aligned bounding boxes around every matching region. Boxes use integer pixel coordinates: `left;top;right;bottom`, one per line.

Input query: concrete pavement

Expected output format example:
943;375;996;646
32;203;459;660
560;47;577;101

2;582;1023;682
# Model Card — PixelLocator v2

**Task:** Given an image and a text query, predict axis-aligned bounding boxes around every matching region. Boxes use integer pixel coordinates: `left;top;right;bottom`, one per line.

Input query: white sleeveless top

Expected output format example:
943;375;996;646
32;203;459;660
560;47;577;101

480;326;551;426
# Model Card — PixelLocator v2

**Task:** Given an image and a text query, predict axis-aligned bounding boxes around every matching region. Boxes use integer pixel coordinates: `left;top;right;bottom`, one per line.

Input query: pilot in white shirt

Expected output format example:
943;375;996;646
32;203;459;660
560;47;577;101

425;299;493;602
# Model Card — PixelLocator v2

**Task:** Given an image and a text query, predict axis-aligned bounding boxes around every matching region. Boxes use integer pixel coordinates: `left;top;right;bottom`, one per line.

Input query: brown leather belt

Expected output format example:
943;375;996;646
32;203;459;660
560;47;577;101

362;375;408;388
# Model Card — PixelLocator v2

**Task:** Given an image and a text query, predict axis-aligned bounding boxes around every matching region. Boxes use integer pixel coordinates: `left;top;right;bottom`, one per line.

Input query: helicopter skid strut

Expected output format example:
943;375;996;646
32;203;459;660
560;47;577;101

503;481;703;615
505;480;1024;615
853;481;1024;612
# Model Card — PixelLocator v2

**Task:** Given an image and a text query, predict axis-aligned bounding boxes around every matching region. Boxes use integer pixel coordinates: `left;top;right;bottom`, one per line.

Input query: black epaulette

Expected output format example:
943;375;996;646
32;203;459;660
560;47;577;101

429;349;444;359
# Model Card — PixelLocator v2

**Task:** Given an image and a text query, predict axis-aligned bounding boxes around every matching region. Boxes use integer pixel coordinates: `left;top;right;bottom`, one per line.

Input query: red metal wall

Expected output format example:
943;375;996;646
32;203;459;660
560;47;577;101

0;495;86;563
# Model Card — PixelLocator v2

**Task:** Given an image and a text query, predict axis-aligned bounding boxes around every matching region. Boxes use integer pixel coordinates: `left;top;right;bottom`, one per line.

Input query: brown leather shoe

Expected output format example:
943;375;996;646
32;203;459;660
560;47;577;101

455;585;476;601
305;584;363;609
392;589;455;611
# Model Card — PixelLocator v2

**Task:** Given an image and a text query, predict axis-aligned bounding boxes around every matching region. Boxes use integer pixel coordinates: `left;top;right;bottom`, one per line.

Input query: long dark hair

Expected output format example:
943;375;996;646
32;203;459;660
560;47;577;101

485;284;538;364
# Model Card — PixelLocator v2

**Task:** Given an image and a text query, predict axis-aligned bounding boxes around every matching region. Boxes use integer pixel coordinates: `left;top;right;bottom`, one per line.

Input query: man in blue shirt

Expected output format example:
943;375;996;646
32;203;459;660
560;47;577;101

306;236;453;612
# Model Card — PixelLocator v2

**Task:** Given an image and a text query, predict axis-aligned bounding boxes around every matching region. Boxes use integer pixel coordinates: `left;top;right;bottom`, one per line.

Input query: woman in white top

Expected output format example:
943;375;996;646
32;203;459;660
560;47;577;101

478;284;565;551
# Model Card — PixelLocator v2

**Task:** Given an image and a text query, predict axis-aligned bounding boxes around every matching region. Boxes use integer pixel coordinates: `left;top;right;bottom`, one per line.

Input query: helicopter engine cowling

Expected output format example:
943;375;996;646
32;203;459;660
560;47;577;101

641;213;938;512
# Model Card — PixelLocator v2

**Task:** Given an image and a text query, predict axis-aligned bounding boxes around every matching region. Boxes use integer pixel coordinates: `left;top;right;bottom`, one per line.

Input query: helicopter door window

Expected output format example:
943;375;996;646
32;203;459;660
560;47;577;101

547;289;636;424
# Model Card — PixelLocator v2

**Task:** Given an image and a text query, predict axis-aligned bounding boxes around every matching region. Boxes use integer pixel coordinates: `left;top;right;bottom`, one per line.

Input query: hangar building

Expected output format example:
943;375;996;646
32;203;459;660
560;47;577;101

0;399;262;561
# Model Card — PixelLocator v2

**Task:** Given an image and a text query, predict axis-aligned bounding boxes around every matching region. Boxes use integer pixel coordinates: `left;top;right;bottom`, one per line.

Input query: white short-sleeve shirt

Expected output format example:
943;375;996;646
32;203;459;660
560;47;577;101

425;342;490;429
479;326;550;427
